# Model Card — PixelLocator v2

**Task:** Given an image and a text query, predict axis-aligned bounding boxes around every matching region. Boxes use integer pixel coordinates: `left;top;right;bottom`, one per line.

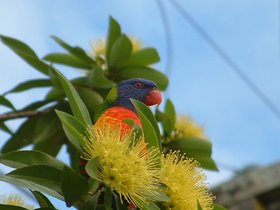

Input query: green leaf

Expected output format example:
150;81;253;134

0;150;67;170
0;122;13;135
31;191;55;208
126;48;160;66
106;16;121;57
21;100;56;111
2;117;40;153
104;187;112;210
35;208;58;210
117;67;168;91
33;112;61;144
89;67;114;89
108;34;132;69
85;157;100;180
2;165;63;199
67;144;81;173
166;138;219;171
0;205;28;210
146;191;170;202
43;53;92;69
88;178;100;194
33;130;65;157
56;110;86;152
61;166;89;207
213;204;227;210
157;99;176;134
76;87;103;115
45;88;65;100
114;194;127;210
140;202;160;210
4;79;52;95
1;35;50;75
52;68;92;126
0;95;16;110
0;174;63;200
131;99;161;150
82;191;100;210
197;200;203;210
164;99;176;129
51;36;95;65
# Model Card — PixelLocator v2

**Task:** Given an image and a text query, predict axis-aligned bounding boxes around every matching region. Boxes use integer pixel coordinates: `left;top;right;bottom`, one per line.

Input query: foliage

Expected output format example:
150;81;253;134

0;17;225;209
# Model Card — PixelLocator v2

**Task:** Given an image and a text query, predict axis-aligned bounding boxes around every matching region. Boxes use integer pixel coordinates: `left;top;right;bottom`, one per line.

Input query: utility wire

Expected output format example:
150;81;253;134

169;0;280;120
156;0;173;98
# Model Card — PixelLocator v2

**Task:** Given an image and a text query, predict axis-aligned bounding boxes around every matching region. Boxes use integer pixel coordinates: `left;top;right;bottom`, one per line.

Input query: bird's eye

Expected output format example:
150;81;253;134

135;82;143;89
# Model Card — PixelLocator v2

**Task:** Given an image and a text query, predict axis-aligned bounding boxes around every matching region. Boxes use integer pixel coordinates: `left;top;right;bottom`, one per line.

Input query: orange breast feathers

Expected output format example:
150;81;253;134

93;106;142;138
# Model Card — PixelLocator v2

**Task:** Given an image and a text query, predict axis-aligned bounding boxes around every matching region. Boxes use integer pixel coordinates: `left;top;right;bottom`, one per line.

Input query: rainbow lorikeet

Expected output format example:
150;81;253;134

80;78;162;176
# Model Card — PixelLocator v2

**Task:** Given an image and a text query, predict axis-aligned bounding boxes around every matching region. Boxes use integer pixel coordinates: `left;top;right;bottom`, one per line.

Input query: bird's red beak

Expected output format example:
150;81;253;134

144;89;162;106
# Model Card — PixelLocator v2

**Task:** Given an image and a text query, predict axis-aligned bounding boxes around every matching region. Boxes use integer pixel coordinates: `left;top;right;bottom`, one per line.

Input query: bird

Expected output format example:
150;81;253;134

80;78;162;176
79;78;162;209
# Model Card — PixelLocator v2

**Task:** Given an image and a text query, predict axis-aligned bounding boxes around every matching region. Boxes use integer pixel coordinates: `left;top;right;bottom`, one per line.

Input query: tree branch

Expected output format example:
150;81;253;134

0;109;51;122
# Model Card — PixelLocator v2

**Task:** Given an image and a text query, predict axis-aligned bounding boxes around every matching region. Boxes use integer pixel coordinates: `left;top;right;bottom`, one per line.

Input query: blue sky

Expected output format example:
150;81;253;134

0;0;279;208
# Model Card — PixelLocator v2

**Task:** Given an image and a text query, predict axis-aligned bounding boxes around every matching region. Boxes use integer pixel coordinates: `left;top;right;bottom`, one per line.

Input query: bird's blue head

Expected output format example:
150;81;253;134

113;78;162;112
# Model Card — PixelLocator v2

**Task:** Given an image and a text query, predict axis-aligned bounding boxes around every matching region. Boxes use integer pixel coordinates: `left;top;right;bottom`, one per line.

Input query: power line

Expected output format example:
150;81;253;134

169;0;280;120
155;0;173;98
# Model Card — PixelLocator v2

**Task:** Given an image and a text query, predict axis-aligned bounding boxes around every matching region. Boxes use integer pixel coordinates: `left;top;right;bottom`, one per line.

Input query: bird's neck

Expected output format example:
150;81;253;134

113;98;136;113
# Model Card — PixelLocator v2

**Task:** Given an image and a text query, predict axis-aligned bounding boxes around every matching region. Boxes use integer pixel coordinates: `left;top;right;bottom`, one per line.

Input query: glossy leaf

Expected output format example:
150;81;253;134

0;35;50;75
126;48;160;66
117;67;168;90
0;150;67;170
21;100;56;111
44;53;92;69
76;87;103;115
45;88;64;100
52;68;92;126
166;138;218;171
4;79;52;95
88;178;100;194
32;111;61;144
213;204;227;210
0;205;27;210
2;117;39;153
51;36;95;65
61;166;89;207
56;110;86;152
197;201;203;210
33;129;65;157
89;67;114;88
146;191;170;202
0;95;16;110
108;34;132;69
31;191;55;208
1;165;63;200
140;202;160;210
85;157;100;180
106;16;121;57
82;191;100;210
0;122;13;135
67;144;81;173
114;194;127;210
157;99;176;135
131;99;161;150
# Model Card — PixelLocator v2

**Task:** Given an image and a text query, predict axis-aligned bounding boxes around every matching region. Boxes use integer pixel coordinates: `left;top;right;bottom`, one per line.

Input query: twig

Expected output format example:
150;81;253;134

0;109;51;122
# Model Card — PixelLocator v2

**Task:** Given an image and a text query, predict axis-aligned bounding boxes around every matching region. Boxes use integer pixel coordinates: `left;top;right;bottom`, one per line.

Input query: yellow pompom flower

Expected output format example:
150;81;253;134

0;194;34;209
160;152;214;210
174;115;205;139
91;36;142;58
82;124;161;208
